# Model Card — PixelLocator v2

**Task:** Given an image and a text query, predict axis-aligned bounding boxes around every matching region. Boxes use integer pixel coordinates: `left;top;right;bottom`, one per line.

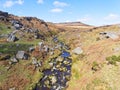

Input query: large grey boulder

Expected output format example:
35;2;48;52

72;47;83;55
99;31;119;40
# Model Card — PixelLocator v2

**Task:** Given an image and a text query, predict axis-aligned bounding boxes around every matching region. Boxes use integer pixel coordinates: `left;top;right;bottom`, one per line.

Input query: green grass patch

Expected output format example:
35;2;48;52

0;23;13;34
106;55;120;65
0;43;33;55
0;65;8;82
92;61;100;71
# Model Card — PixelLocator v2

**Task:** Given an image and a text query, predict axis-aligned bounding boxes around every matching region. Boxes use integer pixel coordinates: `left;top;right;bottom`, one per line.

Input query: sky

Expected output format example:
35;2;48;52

0;0;120;26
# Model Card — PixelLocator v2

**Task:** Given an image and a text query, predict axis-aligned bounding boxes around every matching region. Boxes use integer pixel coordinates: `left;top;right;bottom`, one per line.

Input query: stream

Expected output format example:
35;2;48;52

35;39;72;90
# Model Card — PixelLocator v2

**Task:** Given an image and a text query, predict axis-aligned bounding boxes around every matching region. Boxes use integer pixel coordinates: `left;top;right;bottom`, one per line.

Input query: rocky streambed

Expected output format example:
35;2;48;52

35;49;72;90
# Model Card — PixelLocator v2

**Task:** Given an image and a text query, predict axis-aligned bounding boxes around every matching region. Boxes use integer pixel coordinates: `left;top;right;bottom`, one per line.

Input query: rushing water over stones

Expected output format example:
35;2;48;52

35;52;72;90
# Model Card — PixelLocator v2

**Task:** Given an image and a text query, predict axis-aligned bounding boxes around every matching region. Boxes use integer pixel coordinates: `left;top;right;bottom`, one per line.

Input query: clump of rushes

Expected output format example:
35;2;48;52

92;61;100;71
106;55;120;65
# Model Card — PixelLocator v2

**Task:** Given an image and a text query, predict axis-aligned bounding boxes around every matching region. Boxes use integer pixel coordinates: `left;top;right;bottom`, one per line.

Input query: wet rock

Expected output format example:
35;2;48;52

52;84;64;90
62;58;72;65
72;47;83;55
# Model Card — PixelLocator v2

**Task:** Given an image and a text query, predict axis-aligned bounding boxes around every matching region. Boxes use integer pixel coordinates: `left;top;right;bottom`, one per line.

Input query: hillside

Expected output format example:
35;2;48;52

55;22;94;31
0;11;71;90
58;24;120;90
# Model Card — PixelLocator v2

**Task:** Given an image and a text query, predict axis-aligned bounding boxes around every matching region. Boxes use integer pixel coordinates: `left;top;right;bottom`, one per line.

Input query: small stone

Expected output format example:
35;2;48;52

8;61;12;65
49;62;53;67
5;66;11;70
11;57;18;63
49;51;54;55
32;59;37;65
38;61;42;66
56;56;63;62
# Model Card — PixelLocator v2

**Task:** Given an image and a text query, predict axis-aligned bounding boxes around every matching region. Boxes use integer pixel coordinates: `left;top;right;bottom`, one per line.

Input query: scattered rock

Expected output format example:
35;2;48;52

72;47;83;55
32;58;37;65
53;36;58;42
7;34;18;42
99;31;119;40
49;51;54;55
9;87;16;90
32;57;42;67
10;57;18;63
29;47;35;52
16;51;29;60
38;41;44;47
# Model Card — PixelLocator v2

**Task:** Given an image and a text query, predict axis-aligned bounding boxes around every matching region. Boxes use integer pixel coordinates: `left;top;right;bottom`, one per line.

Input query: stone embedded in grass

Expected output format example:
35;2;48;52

99;31;119;40
29;47;35;52
72;47;83;55
10;57;18;63
16;51;29;60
